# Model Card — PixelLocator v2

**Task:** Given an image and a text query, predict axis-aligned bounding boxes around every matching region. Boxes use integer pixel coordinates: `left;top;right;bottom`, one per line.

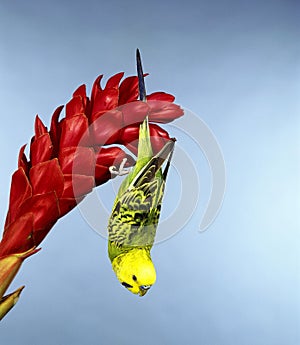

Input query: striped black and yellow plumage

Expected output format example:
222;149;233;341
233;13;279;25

108;167;163;249
108;119;175;258
107;119;175;296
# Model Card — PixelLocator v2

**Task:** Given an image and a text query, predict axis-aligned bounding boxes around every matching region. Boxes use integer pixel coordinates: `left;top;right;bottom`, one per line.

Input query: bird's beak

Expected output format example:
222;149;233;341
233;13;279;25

139;285;151;297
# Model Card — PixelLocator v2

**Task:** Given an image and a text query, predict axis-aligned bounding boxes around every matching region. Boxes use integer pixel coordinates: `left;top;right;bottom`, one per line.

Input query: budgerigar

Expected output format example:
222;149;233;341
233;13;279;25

107;50;176;296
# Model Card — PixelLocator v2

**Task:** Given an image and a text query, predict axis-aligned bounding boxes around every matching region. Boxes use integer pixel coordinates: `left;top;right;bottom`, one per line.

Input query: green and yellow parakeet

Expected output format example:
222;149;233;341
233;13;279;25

107;50;176;296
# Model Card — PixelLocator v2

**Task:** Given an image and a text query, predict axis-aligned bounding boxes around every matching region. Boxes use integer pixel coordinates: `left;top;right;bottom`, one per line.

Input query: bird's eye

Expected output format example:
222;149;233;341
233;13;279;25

132;275;137;281
121;282;133;289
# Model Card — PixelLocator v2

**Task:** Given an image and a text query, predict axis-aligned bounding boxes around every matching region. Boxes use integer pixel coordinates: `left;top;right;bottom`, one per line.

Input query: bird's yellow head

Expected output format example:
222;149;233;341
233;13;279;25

111;248;156;296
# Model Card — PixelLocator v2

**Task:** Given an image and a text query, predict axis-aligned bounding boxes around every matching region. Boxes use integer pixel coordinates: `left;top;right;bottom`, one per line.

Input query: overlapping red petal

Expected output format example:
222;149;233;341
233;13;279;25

0;71;183;259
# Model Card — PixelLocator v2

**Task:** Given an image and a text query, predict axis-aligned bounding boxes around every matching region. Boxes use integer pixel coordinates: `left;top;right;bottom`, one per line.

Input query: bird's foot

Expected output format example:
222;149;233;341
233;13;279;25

109;158;131;176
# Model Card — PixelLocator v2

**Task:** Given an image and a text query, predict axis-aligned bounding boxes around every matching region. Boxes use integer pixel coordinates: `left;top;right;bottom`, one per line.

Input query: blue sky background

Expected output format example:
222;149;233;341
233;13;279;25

0;0;299;344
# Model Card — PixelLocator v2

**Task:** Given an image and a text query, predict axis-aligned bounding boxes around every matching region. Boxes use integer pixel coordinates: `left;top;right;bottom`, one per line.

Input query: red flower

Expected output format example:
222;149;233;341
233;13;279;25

0;72;183;258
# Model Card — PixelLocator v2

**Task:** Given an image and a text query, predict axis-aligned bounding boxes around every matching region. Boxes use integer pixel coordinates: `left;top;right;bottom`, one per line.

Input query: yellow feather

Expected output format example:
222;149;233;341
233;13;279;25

112;248;156;296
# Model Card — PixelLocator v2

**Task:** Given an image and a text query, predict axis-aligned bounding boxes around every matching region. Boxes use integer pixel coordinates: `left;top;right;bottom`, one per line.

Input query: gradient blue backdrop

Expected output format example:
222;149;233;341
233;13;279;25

0;1;299;344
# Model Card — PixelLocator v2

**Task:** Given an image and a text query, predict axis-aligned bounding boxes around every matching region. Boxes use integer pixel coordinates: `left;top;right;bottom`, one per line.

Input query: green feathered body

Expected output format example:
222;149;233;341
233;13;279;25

108;118;175;262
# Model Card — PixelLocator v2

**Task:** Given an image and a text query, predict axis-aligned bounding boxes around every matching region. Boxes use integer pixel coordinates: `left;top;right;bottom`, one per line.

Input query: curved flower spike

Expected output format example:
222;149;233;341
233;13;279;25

0;60;184;319
0;70;183;262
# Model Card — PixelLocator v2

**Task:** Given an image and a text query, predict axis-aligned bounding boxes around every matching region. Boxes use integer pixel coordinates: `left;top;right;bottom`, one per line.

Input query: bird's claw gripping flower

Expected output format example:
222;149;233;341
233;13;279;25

107;50;177;296
109;158;131;176
0;49;183;318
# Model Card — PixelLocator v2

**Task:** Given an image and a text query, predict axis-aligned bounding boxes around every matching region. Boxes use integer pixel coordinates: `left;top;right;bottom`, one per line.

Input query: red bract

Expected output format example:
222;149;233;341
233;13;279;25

0;72;183;258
